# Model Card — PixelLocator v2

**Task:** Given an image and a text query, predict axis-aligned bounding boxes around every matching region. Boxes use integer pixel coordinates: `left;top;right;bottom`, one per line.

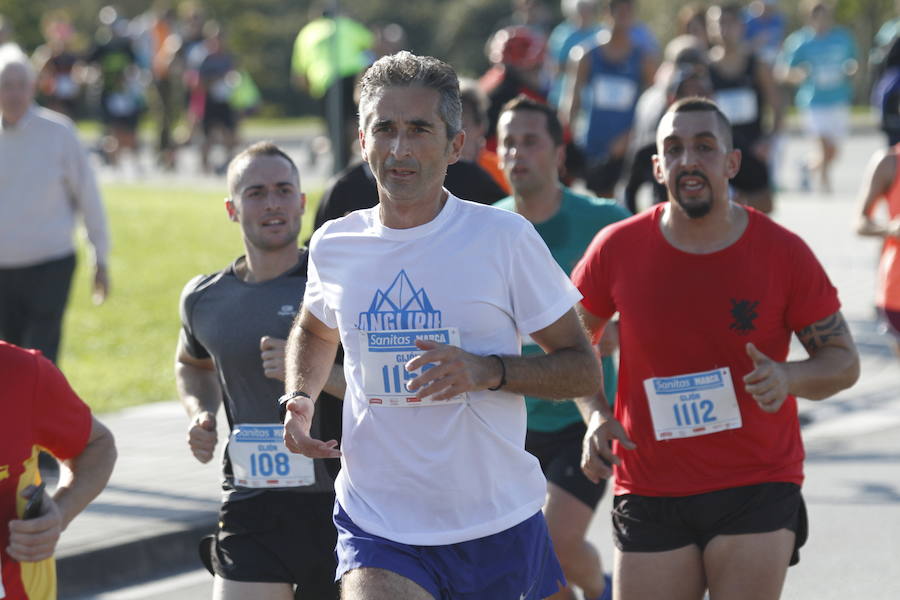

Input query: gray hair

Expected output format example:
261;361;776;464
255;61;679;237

357;51;462;140
0;43;35;83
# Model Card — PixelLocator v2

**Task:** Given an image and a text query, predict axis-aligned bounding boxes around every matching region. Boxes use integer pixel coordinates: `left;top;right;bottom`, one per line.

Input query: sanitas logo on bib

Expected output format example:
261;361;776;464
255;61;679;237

358;270;441;330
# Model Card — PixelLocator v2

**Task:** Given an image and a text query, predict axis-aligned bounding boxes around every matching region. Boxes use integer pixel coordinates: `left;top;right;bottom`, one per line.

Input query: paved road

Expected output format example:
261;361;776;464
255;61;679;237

67;126;900;599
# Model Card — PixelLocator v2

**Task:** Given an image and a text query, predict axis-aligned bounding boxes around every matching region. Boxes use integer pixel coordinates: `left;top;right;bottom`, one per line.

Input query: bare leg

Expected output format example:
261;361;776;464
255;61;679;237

213;576;294;600
703;529;794;600
543;483;606;599
341;567;434;600
615;545;706;600
812;136;838;193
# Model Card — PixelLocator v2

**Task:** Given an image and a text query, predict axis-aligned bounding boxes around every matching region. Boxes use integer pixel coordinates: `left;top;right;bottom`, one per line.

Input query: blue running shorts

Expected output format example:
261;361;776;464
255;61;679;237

334;501;566;599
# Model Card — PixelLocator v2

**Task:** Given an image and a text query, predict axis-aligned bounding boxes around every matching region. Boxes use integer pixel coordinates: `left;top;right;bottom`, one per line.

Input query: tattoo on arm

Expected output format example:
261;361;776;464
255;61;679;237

797;313;850;354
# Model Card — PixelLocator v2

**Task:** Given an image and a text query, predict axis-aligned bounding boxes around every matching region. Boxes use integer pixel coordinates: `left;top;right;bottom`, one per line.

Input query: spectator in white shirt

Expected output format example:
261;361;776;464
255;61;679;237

0;43;110;363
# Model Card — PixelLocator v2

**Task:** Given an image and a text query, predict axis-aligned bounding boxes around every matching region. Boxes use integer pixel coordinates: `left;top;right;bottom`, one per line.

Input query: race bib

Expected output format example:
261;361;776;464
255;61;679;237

714;88;758;125
592;75;638;111
643;367;742;441
228;424;315;488
358;327;467;407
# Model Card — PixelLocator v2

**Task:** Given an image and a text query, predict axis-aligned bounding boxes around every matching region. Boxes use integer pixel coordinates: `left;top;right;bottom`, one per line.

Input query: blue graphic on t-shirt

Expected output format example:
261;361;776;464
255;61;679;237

358;270;441;331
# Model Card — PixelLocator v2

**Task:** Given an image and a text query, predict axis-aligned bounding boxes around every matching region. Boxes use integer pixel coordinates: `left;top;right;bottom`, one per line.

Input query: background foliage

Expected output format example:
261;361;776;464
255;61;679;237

0;0;896;116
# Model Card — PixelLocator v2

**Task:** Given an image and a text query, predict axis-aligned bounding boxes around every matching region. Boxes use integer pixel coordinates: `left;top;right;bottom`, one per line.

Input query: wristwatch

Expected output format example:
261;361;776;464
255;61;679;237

278;390;311;421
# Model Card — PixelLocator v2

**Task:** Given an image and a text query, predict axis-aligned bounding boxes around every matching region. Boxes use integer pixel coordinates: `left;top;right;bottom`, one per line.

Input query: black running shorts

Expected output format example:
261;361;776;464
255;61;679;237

612;482;808;566
209;491;339;598
526;421;608;509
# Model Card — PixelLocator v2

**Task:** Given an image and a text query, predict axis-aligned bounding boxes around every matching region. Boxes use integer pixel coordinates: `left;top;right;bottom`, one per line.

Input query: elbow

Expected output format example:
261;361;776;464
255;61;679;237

97;425;119;475
842;355;861;391
835;349;862;394
809;353;861;400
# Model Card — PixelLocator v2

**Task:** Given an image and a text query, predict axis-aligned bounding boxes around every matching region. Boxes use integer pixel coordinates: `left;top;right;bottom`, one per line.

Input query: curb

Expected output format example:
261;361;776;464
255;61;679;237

58;518;216;599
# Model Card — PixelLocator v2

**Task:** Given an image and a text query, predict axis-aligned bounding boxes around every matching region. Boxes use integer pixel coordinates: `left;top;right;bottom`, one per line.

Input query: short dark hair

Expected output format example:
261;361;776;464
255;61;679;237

459;77;489;129
498;95;564;146
227;141;299;196
358;51;462;140
664;96;733;150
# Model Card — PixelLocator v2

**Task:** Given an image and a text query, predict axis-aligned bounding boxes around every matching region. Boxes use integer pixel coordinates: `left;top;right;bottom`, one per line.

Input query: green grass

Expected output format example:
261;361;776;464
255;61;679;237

74;115;324;139
59;183;322;414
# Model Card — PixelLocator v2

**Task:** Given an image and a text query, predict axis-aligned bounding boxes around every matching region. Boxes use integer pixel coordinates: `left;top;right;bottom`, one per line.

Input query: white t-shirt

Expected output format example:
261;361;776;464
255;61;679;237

305;193;582;545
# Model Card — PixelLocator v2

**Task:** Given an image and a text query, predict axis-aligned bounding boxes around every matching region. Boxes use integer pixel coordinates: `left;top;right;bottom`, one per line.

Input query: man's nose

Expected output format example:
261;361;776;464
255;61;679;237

390;131;412;158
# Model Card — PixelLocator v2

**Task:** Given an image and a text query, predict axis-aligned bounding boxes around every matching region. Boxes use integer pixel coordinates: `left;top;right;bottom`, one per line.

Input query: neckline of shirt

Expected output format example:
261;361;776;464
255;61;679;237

370;190;459;241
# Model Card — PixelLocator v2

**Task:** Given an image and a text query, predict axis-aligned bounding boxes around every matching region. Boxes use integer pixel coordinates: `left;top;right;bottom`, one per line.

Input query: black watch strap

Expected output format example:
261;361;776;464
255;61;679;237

278;390;311;421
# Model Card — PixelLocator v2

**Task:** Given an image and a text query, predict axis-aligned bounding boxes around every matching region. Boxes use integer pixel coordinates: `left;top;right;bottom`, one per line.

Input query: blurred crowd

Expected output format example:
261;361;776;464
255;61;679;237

2;0;899;203
2;2;256;175
294;0;899;214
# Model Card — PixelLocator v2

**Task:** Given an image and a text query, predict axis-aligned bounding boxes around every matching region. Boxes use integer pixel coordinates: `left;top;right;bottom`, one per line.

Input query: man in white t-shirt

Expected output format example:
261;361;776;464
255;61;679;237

281;51;602;600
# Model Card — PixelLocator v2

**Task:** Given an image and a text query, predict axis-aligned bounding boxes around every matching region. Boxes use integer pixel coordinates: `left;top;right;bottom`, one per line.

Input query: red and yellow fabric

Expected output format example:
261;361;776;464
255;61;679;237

0;342;92;600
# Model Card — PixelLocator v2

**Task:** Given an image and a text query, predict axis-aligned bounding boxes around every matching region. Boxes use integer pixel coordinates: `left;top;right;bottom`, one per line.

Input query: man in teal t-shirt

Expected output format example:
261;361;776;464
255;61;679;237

494;95;630;600
777;1;857;193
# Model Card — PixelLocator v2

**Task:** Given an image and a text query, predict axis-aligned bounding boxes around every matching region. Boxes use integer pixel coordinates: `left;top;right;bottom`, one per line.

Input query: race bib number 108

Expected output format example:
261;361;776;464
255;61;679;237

228;424;315;488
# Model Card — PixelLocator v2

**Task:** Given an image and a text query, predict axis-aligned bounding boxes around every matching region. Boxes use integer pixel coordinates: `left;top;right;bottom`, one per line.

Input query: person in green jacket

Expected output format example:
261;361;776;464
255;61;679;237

291;6;373;171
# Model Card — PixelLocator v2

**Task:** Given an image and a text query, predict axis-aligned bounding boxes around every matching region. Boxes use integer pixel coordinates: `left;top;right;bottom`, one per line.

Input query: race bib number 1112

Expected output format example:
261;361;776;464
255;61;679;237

643;367;743;440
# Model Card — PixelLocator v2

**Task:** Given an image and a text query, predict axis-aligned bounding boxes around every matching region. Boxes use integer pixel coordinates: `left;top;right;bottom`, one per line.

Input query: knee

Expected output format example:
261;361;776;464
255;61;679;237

548;529;586;570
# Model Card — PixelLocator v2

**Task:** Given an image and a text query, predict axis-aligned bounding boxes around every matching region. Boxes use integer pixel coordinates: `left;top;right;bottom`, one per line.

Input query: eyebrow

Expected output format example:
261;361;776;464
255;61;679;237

662;131;719;144
242;181;296;192
372;118;435;130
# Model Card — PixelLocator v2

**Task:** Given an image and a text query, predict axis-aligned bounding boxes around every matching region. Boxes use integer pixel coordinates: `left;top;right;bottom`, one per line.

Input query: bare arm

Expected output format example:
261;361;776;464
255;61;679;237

54;417;117;529
174;337;221;463
856;150;898;238
558;45;590;131
283;306;342;458
406;307;601;401
573;305;613;421
574;304;636;483
7;417;116;562
285;306;341;399
755;58;784;135
640;52;657;93
790;311;860;399
743;311;860;412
